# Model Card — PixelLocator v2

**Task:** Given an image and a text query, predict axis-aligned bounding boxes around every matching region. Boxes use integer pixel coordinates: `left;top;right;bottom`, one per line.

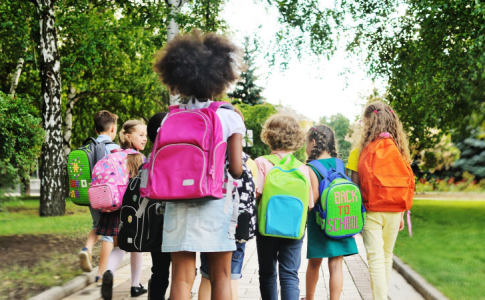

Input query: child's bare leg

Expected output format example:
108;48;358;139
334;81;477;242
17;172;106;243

170;251;196;300
305;258;322;300
85;229;99;251
198;276;211;300
328;256;343;300
98;240;113;277
231;280;238;300
207;251;232;300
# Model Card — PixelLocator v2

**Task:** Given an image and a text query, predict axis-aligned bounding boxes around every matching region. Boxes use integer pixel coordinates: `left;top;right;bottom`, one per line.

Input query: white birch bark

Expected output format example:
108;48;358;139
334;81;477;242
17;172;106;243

63;83;76;157
9;57;24;98
35;0;66;216
166;0;187;104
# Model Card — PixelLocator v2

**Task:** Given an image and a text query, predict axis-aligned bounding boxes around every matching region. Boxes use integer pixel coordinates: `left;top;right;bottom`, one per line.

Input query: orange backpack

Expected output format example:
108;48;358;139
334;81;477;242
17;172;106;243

358;137;414;212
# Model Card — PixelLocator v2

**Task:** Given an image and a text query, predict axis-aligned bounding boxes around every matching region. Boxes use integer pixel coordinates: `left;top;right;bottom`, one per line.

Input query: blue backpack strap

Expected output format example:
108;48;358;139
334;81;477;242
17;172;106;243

307;160;329;179
335;158;345;174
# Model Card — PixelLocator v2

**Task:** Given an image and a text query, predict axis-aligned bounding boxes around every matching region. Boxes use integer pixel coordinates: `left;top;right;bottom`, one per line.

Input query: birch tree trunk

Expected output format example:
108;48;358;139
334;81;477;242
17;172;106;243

36;0;65;216
64;83;76;157
166;0;187;105
9;57;24;98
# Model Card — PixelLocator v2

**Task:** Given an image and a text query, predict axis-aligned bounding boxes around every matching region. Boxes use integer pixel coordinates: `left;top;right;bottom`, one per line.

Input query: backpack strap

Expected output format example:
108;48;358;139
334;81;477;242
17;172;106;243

335;158;345;175
82;137;98;146
263;155;281;166
307;160;329;179
208;101;234;111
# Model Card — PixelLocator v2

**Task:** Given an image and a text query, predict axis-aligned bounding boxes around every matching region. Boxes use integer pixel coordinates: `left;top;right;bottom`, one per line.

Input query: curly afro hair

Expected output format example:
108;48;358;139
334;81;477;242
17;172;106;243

153;29;244;98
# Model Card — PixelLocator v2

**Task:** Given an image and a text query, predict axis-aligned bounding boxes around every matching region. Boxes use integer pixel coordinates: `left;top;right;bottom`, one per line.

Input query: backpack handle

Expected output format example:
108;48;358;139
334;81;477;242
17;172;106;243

82;137;98;146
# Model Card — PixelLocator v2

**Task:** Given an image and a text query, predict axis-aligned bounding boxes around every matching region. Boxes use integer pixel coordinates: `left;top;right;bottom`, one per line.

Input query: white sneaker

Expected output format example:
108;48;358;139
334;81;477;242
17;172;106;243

78;248;92;272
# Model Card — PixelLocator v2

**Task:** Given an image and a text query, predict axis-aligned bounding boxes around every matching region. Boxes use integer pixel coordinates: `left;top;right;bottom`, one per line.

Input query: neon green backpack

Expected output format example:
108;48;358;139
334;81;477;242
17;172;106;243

257;154;310;239
307;159;366;239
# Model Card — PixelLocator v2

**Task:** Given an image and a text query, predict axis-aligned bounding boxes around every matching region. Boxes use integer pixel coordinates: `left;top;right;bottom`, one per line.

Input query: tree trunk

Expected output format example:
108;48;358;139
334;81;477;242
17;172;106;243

36;0;65;216
64;83;76;157
166;0;187;105
9;57;24;98
21;176;31;196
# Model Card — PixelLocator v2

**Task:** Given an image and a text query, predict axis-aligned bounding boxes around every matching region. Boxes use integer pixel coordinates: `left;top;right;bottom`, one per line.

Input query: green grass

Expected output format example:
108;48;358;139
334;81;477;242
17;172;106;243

0;198;101;299
0;198;92;236
395;200;485;300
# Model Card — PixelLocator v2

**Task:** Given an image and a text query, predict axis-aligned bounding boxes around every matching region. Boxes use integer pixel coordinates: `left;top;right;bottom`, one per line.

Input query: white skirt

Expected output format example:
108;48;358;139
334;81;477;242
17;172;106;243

162;197;237;253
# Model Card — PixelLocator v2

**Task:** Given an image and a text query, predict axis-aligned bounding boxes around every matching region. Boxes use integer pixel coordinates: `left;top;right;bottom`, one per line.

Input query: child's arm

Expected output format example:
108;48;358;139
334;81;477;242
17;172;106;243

399;211;405;231
227;134;243;179
351;171;360;187
309;168;320;210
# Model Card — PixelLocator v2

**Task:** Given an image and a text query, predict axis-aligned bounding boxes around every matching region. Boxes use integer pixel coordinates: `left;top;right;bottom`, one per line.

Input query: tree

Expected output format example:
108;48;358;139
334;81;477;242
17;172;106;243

31;0;66;216
319;113;352;163
342;0;485;149
236;103;277;159
229;36;264;106
0;92;44;197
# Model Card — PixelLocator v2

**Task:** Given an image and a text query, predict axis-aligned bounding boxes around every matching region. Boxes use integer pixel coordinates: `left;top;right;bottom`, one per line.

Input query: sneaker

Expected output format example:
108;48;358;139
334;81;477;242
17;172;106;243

131;284;148;297
78;248;92;272
101;270;113;300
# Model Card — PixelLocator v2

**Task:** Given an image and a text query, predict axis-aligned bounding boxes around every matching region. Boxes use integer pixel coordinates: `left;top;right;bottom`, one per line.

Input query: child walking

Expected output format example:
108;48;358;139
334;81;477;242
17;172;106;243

78;110;118;280
98;120;148;300
303;125;358;300
255;114;314;300
357;101;414;300
152;29;245;300
198;108;258;300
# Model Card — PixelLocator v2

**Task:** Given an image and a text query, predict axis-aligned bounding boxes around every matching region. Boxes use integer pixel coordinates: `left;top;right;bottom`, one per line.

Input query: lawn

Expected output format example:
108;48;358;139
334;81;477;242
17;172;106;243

0;197;102;299
394;200;485;300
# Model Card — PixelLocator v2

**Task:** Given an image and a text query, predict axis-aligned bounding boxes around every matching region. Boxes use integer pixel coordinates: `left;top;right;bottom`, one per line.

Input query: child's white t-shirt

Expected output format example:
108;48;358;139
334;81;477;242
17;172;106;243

178;98;246;141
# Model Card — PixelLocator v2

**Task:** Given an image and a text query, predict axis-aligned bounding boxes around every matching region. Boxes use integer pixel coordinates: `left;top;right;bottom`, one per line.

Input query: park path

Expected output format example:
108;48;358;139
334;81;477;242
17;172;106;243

62;234;424;300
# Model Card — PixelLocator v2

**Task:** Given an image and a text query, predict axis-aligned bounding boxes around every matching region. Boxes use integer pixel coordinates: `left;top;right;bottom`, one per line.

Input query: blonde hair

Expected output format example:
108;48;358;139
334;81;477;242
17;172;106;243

119;119;146;178
359;101;411;162
261;115;305;151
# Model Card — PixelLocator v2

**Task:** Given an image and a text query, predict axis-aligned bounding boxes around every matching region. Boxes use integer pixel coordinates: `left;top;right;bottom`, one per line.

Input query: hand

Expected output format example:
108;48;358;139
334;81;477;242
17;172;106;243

399;217;405;231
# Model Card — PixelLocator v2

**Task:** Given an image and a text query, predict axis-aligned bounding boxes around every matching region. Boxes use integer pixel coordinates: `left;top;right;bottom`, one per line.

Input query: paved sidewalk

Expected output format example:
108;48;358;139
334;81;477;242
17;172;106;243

62;235;424;300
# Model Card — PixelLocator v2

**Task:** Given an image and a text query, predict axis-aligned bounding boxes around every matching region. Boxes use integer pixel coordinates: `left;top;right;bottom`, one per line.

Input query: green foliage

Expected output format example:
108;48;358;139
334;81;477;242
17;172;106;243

417;134;460;174
343;0;485;149
0;92;44;196
455;136;485;178
415;172;485;193
319;113;351;163
236;103;277;159
229;36;264;106
395;200;485;300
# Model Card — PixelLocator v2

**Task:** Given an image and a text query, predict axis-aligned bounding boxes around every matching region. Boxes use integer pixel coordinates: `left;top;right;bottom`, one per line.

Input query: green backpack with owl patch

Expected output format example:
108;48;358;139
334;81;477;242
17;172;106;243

67;137;116;206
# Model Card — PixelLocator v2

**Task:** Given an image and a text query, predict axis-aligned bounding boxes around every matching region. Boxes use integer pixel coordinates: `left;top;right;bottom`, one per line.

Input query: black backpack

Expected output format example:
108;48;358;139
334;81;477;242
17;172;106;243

118;163;163;252
67;137;116;206
233;152;257;243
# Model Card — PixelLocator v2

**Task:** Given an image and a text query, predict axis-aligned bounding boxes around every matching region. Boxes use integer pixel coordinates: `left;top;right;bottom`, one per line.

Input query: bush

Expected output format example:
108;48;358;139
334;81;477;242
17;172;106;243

415;172;485;192
0;92;44;198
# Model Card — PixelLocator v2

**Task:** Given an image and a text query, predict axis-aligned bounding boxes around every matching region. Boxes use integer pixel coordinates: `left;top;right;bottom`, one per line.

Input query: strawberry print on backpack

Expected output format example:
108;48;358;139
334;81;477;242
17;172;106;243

89;149;141;212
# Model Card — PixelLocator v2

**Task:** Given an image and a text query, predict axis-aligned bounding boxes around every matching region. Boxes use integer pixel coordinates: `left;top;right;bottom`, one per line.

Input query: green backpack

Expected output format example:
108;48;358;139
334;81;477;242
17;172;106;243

307;159;366;239
67;138;115;206
257;154;310;239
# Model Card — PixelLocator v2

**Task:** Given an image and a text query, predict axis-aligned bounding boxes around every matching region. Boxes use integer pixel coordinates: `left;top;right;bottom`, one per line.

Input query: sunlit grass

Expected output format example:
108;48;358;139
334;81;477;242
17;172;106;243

395;200;485;300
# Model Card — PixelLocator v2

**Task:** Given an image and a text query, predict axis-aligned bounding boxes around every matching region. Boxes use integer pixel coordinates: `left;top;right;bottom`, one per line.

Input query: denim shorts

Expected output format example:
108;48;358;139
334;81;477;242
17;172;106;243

162;197;237;253
89;205;114;243
200;242;246;280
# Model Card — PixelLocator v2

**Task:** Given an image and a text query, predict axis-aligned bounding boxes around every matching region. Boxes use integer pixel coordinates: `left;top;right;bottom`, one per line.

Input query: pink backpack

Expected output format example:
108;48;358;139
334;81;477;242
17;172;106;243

140;101;233;201
89;149;141;212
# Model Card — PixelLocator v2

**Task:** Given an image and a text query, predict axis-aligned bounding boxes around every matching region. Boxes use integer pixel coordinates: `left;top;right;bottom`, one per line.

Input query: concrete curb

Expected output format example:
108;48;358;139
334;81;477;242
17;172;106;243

28;254;131;300
393;256;450;300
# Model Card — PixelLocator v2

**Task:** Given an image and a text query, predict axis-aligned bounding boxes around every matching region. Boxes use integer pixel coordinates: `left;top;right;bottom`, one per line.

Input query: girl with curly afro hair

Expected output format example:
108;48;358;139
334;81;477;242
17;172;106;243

152;29;246;300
